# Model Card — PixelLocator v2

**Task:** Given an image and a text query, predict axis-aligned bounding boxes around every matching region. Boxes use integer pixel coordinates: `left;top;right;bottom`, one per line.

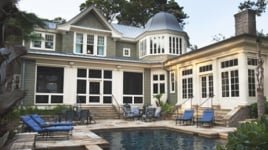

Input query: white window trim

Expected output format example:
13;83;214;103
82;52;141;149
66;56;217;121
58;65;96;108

30;32;56;50
73;32;106;56
123;48;131;57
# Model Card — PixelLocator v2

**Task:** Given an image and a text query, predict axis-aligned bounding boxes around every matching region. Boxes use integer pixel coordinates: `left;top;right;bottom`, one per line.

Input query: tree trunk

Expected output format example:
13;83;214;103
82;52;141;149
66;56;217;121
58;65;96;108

257;88;265;119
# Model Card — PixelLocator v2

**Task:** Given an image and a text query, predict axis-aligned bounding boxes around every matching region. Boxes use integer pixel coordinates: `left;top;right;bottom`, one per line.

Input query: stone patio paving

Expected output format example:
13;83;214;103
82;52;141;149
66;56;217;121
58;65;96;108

13;119;237;150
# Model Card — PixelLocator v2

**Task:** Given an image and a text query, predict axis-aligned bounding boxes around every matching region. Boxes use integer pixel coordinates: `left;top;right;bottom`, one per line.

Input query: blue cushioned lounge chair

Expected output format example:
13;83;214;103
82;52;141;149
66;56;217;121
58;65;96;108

21;115;73;139
176;110;194;125
196;109;214;128
31;114;73;127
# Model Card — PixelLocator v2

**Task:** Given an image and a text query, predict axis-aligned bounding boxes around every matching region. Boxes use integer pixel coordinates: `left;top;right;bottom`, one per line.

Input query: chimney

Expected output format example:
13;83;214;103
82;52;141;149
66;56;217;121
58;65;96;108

234;9;256;36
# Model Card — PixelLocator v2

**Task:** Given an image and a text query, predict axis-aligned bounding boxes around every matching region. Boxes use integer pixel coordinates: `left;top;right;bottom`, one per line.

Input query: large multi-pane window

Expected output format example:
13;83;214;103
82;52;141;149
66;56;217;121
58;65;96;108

152;74;165;94
221;58;239;97
201;75;214;98
123;72;143;104
77;69;112;104
248;58;257;97
182;69;193;99
74;32;106;56
199;64;213;98
35;66;64;104
31;32;55;50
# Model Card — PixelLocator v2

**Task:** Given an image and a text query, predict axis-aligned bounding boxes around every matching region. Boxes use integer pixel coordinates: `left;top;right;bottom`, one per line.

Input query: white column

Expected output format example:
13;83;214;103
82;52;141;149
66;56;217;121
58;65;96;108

212;58;219;106
239;52;249;105
112;69;123;105
64;67;77;105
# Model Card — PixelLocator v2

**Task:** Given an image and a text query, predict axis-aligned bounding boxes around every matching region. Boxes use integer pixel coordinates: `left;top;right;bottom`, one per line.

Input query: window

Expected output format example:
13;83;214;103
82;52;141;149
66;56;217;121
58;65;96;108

36;66;64;104
123;72;143;104
221;70;239;97
153;74;165;94
247;57;257;97
182;78;193;99
201;75;214;98
123;48;131;57
247;58;257;66
74;32;106;56
31;32;55;50
199;64;212;72
169;36;181;54
221;59;238;68
248;69;256;97
182;68;193;99
170;71;175;93
77;69;112;104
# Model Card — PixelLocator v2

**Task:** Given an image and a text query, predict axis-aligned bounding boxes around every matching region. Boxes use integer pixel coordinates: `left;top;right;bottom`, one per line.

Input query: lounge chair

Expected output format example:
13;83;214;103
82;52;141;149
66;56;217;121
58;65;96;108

176;110;194;125
20;115;73;139
31;114;73;127
196;109;214;128
142;106;156;122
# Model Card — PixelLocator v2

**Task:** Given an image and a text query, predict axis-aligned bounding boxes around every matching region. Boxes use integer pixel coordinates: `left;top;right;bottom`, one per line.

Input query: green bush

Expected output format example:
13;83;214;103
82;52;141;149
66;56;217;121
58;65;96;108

249;99;268;118
217;118;268;150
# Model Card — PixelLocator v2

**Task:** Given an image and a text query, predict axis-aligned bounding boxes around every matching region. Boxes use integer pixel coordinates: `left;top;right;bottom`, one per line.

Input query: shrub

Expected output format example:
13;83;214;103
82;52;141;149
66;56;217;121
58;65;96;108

217;118;268;150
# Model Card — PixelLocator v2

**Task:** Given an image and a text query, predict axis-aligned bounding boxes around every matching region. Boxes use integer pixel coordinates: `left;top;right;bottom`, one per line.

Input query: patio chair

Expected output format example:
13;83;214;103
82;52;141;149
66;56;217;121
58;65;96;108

122;104;140;120
20;115;73;139
142;106;156;122
79;110;96;124
175;110;194;125
196;109;214;128
31;114;73;127
153;106;162;121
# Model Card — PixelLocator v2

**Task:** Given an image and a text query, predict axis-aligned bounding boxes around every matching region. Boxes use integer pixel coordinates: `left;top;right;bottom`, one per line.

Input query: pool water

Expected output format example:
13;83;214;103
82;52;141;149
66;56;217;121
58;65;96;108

95;129;225;150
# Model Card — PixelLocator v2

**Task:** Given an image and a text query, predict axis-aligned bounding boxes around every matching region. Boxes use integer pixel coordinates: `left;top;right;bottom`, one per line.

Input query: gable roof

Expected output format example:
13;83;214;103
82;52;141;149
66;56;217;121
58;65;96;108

57;6;121;38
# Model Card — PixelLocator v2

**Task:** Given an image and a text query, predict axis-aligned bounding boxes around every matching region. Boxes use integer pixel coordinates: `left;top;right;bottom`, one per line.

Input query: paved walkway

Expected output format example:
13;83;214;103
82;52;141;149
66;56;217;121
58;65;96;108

15;119;237;150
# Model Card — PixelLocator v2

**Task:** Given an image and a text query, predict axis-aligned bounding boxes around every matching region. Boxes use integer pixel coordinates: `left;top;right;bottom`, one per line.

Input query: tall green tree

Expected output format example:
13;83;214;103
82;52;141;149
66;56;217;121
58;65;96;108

239;0;267;16
239;0;267;119
80;0;126;23
80;0;188;28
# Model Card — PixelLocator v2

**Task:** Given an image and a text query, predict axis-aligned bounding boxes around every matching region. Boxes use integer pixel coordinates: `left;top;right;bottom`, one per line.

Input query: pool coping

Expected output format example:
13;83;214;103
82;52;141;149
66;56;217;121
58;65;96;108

19;119;236;149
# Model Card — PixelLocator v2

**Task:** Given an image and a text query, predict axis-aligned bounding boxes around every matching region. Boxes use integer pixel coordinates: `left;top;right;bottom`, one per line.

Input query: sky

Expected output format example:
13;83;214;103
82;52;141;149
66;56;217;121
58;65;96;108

18;0;268;48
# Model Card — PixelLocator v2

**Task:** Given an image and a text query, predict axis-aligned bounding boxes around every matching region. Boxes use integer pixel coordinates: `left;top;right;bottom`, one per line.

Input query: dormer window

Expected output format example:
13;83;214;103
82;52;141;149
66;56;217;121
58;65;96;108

74;32;106;56
123;48;131;57
30;32;55;50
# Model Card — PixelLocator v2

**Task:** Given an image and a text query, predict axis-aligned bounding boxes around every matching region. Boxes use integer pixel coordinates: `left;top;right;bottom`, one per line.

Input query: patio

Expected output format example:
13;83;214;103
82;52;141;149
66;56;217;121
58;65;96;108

11;119;236;150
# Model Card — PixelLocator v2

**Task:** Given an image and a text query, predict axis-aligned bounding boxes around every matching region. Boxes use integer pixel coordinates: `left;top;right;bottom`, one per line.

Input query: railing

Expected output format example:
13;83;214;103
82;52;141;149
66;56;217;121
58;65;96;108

112;94;122;119
196;95;214;127
174;96;193;117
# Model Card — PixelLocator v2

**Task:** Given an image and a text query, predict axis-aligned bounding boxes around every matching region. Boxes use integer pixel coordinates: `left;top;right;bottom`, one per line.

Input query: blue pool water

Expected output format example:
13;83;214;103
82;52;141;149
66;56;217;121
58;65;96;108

95;129;225;150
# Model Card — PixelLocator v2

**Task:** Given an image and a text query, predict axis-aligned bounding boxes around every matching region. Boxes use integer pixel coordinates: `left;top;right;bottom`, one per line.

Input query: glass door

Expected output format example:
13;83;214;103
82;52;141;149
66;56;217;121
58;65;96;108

89;81;101;103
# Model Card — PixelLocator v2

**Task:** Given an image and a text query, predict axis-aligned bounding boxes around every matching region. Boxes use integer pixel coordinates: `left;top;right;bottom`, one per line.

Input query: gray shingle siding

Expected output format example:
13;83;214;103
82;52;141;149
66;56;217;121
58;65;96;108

116;41;137;59
143;68;151;105
61;31;74;53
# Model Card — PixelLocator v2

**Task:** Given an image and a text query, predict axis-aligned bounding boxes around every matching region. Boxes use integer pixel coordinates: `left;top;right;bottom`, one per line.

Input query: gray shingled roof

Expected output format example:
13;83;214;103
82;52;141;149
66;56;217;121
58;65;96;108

111;12;183;39
111;24;145;38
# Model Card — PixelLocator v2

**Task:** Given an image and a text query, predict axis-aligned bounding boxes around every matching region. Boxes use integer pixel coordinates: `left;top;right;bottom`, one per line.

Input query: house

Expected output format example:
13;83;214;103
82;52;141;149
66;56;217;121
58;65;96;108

20;6;267;117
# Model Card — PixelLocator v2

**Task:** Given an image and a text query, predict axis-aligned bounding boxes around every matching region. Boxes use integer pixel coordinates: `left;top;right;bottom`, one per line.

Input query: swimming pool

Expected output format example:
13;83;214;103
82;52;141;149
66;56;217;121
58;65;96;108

95;128;225;150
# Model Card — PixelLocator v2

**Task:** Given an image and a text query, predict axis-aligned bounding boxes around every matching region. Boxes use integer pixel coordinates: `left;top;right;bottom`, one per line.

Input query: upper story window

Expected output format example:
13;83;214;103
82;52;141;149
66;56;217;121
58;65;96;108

139;34;185;58
31;32;55;50
123;48;131;57
74;32;106;56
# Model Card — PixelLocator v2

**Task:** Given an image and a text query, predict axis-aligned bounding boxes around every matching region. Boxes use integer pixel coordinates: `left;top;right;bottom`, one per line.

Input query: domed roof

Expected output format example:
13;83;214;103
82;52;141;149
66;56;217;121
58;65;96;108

145;12;183;32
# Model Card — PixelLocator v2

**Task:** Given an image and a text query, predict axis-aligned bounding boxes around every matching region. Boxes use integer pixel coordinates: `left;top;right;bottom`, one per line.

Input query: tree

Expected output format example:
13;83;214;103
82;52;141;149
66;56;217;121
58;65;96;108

80;0;188;28
239;0;267;16
239;0;267;120
80;0;126;23
0;0;45;145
